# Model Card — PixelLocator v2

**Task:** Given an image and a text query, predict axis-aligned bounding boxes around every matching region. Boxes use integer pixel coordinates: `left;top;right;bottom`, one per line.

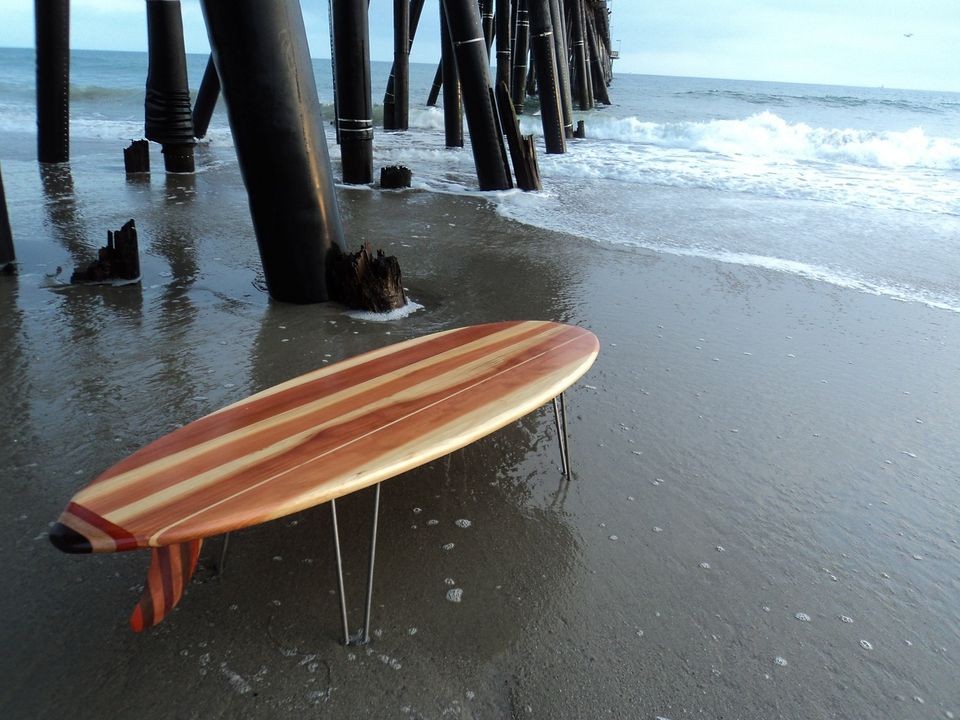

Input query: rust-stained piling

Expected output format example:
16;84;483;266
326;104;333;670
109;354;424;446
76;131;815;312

35;0;70;164
441;0;512;190
192;55;220;140
200;0;346;303
331;0;374;183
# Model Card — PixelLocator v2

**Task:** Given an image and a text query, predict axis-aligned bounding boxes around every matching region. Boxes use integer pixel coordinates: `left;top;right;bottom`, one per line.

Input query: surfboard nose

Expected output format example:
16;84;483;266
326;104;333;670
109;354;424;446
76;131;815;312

49;522;93;553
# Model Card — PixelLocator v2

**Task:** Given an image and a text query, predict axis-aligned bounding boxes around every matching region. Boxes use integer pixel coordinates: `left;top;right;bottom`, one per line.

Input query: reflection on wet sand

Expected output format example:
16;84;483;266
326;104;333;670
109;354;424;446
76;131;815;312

39;163;91;265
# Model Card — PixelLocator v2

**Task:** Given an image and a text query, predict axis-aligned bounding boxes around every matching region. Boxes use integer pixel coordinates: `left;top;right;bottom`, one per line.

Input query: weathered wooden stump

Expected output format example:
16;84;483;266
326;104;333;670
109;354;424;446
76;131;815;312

327;242;406;312
71;219;141;284
124;140;150;174
380;165;412;189
496;82;542;192
574;120;586;139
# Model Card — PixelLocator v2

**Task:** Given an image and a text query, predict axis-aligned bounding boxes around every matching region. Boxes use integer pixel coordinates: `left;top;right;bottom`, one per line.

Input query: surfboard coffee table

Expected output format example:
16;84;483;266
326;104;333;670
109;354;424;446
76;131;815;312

50;320;599;643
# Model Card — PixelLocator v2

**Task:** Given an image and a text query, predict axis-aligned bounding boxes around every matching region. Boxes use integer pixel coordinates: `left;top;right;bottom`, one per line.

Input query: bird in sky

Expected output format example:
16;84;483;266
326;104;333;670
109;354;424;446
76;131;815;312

903;32;914;38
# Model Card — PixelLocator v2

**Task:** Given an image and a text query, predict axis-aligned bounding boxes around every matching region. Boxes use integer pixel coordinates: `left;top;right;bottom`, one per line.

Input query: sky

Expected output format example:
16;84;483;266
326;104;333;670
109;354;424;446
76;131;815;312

1;0;958;92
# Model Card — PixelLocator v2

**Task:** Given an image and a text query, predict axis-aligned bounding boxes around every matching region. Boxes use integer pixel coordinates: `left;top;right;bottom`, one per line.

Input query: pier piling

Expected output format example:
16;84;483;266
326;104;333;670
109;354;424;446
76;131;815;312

390;0;411;131
200;0;346;303
548;0;574;137
192;55;220;140
528;0;565;153
570;0;592;110
441;0;512;190
510;0;530;111
495;0;512;94
439;3;463;148
145;0;196;173
35;0;71;164
0;163;15;274
331;0;374;184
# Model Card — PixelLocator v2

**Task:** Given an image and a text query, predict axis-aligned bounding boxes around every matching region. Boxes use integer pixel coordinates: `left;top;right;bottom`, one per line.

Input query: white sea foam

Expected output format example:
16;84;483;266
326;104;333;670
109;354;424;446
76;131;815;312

543;111;960;171
344;299;424;322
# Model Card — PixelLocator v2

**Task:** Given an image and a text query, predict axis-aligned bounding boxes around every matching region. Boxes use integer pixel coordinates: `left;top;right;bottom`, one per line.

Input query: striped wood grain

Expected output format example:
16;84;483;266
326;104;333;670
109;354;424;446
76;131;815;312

52;320;598;550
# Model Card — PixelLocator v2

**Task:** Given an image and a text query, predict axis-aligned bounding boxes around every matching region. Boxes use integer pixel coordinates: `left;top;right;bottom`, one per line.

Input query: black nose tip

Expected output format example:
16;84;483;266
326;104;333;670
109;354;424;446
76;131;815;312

49;523;92;554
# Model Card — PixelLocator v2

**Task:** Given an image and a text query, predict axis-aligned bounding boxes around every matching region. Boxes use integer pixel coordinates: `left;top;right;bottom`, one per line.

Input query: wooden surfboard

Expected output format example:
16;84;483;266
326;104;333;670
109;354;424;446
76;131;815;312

50;320;599;629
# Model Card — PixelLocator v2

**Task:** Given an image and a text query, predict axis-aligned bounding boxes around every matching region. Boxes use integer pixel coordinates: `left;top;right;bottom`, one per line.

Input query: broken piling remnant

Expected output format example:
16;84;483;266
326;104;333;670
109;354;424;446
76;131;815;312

200;0;346;303
496;83;541;192
441;0;512;190
123;140;150;174
35;0;70;164
70;219;140;284
331;0;374;184
192;55;220;140
327;243;406;313
145;0;196;173
0;162;15;274
380;165;412;189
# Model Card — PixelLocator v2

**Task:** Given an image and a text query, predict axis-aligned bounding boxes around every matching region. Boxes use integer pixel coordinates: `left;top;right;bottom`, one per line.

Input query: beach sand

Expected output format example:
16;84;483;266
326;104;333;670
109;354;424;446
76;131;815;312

1;157;959;719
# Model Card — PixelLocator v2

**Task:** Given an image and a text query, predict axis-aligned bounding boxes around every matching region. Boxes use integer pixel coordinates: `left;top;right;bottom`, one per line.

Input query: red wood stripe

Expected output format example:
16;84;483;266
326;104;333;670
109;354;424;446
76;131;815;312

116;326;586;537
63;502;140;551
129;539;201;632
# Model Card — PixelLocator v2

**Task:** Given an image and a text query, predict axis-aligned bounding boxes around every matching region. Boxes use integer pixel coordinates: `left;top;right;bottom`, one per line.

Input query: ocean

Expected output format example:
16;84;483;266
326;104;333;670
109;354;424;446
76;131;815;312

3;47;960;313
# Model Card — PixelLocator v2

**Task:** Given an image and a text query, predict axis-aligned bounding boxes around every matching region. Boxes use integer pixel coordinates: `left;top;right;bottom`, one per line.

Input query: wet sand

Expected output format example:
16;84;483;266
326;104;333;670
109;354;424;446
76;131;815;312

2;152;959;719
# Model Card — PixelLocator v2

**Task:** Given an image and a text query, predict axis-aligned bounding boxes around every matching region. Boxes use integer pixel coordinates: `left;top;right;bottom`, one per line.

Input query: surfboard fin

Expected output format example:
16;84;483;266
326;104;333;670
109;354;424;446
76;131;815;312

129;539;203;632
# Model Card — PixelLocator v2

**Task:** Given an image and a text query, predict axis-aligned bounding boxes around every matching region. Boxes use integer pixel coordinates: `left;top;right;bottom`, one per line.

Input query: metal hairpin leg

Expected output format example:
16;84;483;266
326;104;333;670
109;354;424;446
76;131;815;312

552;392;572;476
218;532;231;575
330;483;382;646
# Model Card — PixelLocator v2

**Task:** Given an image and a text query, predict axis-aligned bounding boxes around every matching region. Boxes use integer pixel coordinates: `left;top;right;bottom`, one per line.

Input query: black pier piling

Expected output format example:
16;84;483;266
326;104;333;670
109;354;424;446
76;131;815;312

0;162;15;273
145;0;196;173
548;0;574;137
511;0;530;111
384;0;426;130
528;0;566;153
200;0;346;303
439;2;463;148
391;0;411;131
35;0;71;164
441;0;512;191
331;0;374;184
495;0;512;93
192;55;220;140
